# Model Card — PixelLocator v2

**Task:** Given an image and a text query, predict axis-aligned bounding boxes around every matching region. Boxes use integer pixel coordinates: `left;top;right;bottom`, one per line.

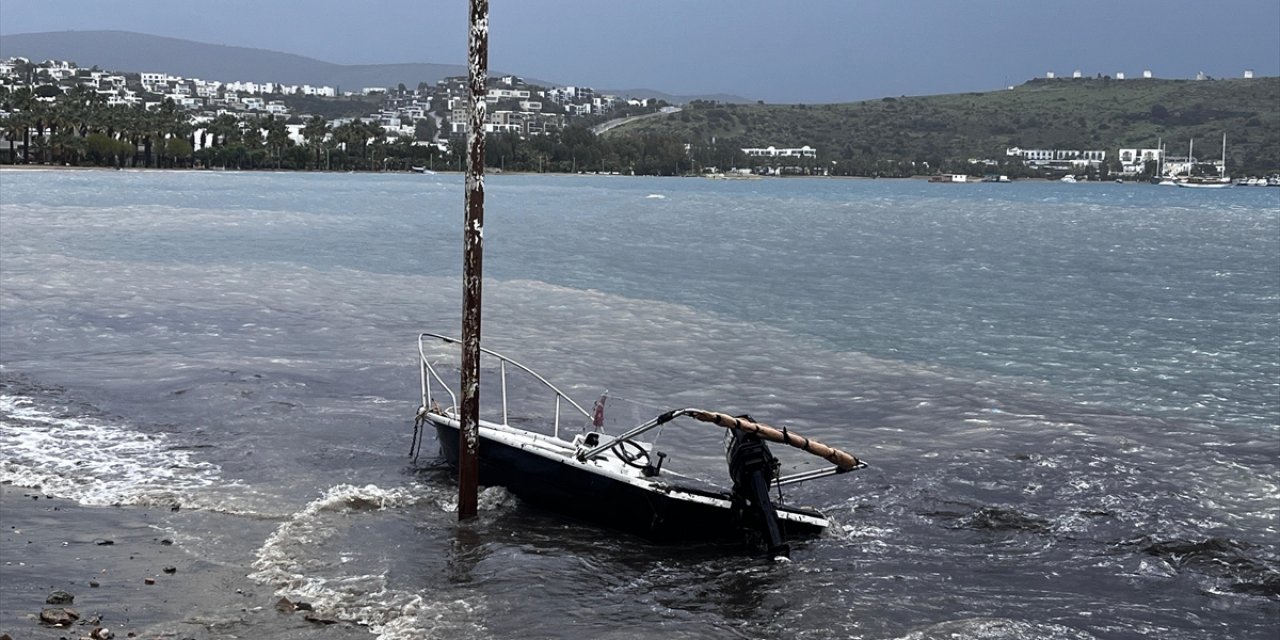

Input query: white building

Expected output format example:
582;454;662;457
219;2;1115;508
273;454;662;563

1006;147;1106;170
487;88;531;100
299;84;336;97
1117;148;1163;175
742;145;817;159
43;60;77;80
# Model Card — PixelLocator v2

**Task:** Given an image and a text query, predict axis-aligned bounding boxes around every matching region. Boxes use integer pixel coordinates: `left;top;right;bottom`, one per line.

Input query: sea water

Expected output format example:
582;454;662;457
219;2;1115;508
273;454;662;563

1;169;1276;639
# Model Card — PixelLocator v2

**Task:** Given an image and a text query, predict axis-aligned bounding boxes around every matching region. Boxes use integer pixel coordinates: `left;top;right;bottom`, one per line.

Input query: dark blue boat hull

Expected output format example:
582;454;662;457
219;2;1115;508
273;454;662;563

433;422;825;544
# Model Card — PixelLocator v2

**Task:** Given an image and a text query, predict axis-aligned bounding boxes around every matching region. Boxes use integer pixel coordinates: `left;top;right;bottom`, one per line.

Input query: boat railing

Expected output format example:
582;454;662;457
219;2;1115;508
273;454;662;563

417;332;593;438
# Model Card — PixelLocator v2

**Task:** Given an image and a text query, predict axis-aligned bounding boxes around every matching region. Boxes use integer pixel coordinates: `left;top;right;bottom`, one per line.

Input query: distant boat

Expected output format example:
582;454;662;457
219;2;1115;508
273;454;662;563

928;174;968;183
411;166;437;175
981;174;1011;183
1175;177;1231;189
1060;174;1078;183
1174;134;1231;189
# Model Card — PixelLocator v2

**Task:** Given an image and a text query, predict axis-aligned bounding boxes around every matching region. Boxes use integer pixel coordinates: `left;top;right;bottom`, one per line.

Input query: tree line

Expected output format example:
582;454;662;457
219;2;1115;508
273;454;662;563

0;85;712;175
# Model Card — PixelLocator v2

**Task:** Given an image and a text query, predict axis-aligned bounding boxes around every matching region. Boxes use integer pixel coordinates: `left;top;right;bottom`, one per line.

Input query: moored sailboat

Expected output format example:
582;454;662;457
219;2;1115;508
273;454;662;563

1175;134;1232;189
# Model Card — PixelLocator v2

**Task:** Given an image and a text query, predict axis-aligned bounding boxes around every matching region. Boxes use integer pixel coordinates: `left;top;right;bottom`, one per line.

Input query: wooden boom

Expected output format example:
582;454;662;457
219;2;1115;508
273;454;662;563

687;410;862;471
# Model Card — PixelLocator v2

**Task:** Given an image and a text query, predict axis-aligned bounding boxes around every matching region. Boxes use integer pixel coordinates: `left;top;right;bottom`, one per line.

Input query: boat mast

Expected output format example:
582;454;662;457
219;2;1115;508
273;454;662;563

1221;132;1227;177
458;0;489;521
1157;137;1163;177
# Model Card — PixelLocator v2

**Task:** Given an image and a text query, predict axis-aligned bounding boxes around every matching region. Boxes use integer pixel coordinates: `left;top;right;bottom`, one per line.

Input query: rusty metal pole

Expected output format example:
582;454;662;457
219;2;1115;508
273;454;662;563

458;0;488;521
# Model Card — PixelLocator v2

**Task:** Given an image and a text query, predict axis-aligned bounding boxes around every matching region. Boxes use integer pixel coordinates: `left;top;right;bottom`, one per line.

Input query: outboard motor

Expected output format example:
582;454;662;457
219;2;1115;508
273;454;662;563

726;420;789;559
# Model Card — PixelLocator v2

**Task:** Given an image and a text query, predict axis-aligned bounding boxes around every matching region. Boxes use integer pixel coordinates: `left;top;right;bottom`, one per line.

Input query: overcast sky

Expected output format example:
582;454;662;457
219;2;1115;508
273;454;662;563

2;0;1278;103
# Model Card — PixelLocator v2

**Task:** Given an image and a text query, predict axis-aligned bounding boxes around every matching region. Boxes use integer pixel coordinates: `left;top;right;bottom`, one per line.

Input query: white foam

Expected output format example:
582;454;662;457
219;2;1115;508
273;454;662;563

892;617;1098;640
249;482;512;639
0;394;226;507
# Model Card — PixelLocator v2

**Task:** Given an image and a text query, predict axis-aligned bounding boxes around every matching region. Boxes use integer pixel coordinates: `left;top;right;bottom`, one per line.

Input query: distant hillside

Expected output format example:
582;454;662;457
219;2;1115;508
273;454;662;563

0;30;504;90
612;77;1280;174
606;88;751;104
0;30;747;103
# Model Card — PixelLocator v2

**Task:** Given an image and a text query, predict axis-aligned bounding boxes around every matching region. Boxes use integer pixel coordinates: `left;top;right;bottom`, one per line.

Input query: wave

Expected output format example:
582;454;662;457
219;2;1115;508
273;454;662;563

891;617;1097;640
249;482;516;640
0;393;229;507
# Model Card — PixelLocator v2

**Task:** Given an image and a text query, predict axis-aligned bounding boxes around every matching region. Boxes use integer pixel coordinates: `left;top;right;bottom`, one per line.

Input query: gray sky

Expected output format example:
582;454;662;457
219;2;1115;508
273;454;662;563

2;0;1277;103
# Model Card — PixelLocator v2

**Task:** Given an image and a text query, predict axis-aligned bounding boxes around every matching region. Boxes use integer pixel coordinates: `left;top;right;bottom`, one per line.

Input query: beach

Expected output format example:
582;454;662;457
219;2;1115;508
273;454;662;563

0;485;369;639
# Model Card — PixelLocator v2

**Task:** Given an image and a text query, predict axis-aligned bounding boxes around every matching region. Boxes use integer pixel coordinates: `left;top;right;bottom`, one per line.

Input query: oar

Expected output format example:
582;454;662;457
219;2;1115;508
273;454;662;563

686;410;862;471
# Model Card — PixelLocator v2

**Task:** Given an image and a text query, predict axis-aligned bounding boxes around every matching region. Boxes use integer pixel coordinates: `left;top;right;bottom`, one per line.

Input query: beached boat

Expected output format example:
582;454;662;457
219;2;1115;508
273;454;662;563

412;333;865;557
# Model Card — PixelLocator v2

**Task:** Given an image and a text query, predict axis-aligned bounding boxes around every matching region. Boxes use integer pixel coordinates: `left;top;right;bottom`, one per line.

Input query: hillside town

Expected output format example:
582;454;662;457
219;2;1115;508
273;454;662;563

0;56;663;157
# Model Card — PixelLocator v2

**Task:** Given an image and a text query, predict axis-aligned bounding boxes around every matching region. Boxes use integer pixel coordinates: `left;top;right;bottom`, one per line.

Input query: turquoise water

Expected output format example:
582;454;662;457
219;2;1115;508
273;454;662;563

1;169;1277;639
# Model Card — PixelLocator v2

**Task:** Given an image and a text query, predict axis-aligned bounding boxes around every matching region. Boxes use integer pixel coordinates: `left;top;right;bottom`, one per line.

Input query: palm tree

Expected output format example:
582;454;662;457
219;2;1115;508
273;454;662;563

140;98;187;168
209;113;242;148
117;105;150;167
65;84;105;139
330;120;364;170
242;116;265;168
302;114;329;170
6;88;43;165
101;104;134;167
2;110;29;163
364;120;387;171
264;115;292;169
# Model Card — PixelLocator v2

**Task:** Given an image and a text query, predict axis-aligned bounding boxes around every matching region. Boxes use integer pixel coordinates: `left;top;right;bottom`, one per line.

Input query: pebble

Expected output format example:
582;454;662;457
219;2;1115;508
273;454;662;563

163;566;177;574
144;577;156;585
45;589;74;605
304;612;339;625
38;606;79;626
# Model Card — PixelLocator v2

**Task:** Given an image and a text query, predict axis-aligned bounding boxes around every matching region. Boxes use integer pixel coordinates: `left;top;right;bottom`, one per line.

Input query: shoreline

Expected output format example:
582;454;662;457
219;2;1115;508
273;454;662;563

0;164;1101;181
0;484;369;639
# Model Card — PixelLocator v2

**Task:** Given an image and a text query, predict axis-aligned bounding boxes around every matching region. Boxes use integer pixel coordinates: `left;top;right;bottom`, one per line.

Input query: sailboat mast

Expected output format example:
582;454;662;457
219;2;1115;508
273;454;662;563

1221;132;1227;176
1157;137;1163;176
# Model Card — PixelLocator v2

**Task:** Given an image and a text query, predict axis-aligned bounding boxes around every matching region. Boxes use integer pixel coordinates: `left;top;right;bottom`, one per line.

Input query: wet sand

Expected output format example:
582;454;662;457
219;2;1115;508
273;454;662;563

0;485;371;639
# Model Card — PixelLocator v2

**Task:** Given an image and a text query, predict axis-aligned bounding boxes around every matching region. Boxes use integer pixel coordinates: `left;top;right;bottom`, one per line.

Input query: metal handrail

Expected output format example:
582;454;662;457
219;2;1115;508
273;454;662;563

417;332;593;437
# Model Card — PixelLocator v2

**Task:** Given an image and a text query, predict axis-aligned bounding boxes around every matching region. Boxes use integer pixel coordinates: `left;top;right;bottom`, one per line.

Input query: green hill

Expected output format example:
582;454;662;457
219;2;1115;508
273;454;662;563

608;77;1280;176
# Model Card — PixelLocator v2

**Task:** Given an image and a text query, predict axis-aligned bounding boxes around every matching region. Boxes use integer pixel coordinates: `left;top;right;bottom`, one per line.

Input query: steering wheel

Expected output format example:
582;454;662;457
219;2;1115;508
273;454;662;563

610;440;651;469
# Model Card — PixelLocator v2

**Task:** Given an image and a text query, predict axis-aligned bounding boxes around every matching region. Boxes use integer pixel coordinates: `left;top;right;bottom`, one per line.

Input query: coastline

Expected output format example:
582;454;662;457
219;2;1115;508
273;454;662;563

0;484;369;639
0;164;1063;181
